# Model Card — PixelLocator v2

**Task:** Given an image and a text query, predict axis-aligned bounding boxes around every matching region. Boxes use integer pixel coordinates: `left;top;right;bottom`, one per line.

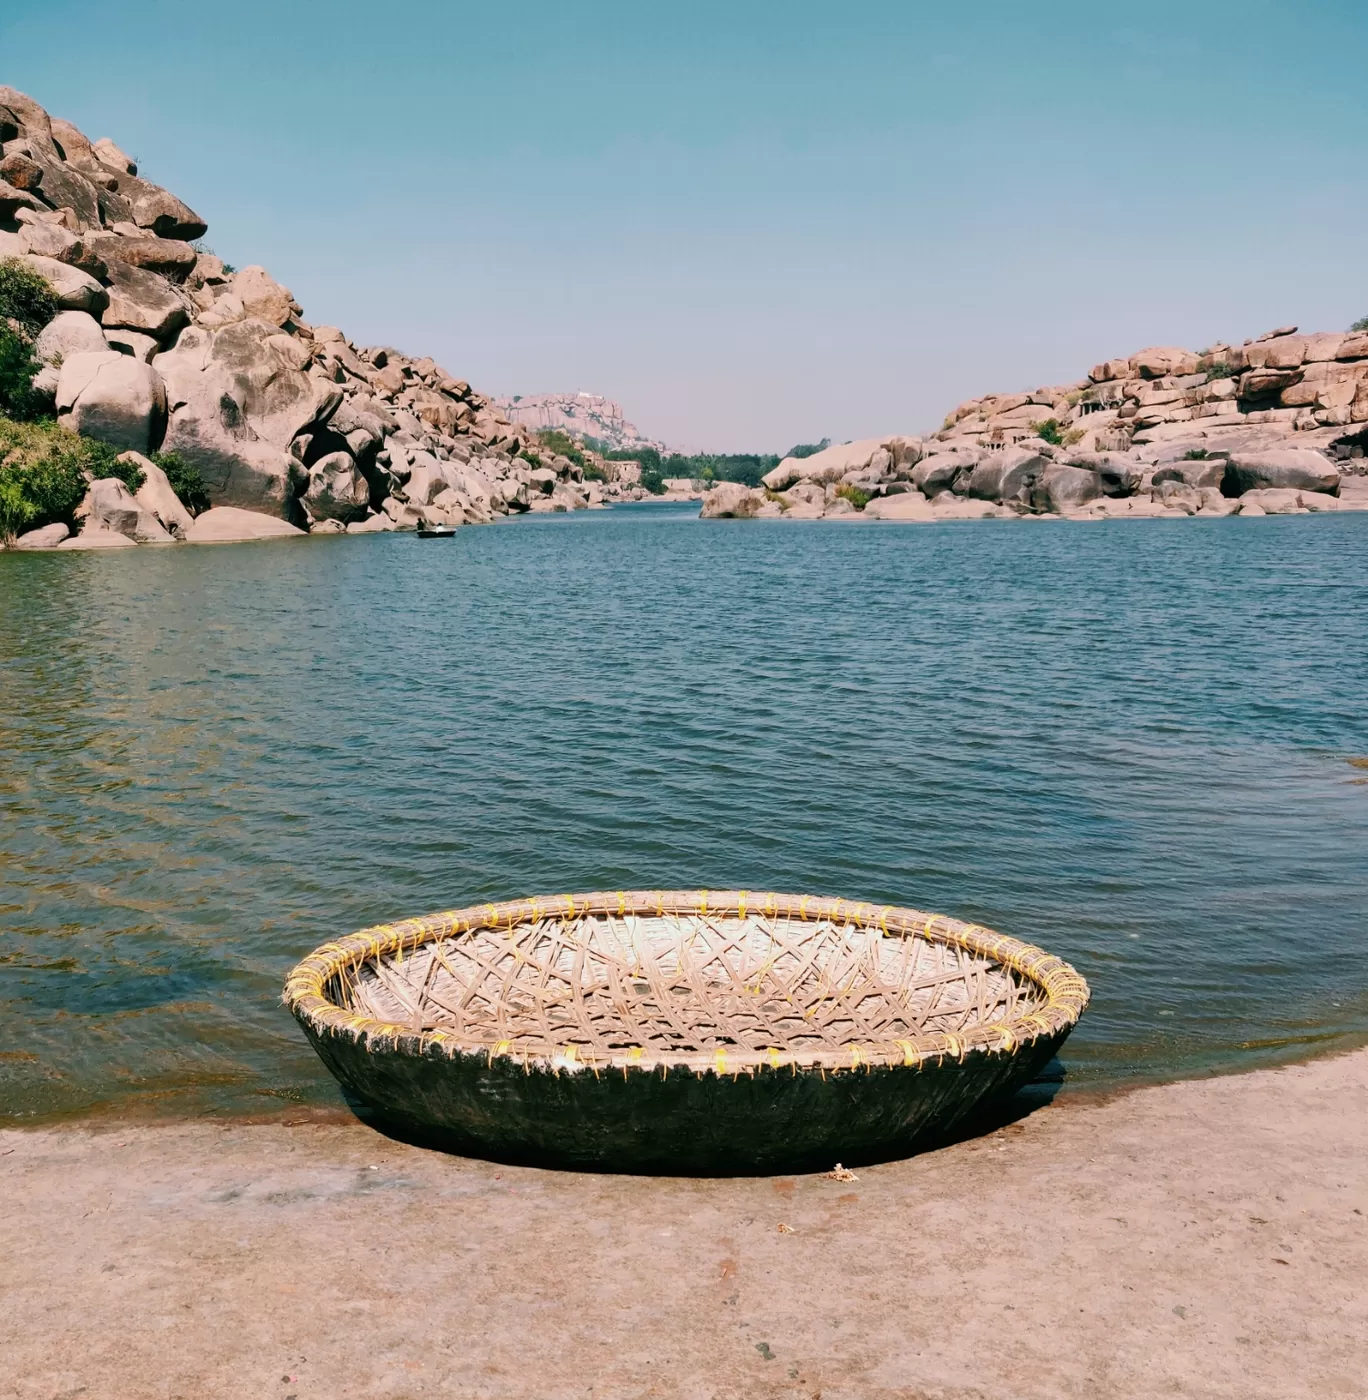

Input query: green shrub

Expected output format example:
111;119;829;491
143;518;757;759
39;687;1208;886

92;443;145;493
0;473;35;541
639;466;666;495
581;460;605;482
1351;316;1368;333
1183;448;1210;461
835;483;870;510
151;450;209;514
0;416;90;540
1031;417;1066;445
1204;362;1235;382
0;258;59;338
0;326;44;420
0;415;153;541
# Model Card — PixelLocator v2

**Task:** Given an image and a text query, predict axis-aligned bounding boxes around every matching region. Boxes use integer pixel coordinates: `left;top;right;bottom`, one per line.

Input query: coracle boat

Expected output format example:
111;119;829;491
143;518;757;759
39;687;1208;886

284;889;1089;1173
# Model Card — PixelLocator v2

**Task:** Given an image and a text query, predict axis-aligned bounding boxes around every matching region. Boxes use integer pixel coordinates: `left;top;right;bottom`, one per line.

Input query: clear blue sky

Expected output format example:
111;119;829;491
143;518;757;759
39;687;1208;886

5;0;1367;451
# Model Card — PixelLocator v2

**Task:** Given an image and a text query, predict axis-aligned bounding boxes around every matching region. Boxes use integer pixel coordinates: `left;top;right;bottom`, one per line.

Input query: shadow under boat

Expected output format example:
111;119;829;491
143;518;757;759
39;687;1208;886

335;1055;1070;1178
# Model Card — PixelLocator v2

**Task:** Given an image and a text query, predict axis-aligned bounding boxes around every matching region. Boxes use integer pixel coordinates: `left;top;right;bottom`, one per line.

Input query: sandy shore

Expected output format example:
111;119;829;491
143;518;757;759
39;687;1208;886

3;1051;1366;1400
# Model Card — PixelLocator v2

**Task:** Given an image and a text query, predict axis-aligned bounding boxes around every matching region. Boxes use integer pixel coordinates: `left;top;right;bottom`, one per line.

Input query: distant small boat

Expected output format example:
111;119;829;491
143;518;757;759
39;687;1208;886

416;525;459;538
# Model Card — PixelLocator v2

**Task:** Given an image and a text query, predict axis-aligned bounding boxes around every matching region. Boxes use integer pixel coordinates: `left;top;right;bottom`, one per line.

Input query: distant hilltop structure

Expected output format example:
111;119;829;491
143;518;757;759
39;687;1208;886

496;391;667;454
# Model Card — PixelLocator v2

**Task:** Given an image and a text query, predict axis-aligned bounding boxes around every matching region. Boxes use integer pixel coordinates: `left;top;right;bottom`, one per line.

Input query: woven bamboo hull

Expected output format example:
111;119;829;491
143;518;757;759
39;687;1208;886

297;1016;1072;1173
285;889;1089;1174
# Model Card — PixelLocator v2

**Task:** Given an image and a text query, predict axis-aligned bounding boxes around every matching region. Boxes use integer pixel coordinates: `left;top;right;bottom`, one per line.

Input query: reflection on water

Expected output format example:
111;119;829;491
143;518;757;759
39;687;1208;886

3;505;1367;1122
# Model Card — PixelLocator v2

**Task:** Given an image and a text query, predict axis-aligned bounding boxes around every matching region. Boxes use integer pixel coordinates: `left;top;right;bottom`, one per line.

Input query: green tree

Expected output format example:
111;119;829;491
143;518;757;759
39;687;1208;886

786;438;830;459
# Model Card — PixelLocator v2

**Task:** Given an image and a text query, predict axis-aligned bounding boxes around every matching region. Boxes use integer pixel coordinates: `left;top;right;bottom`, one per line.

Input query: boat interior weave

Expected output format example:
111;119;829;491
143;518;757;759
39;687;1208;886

342;908;1049;1064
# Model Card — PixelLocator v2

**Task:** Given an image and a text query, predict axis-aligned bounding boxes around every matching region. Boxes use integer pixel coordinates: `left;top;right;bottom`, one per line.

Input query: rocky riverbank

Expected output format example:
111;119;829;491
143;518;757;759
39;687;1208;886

702;330;1368;522
1;86;645;552
7;82;1368;548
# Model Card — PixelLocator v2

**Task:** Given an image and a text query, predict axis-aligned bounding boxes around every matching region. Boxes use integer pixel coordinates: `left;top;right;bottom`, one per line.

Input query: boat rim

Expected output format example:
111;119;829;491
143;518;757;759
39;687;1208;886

283;889;1090;1076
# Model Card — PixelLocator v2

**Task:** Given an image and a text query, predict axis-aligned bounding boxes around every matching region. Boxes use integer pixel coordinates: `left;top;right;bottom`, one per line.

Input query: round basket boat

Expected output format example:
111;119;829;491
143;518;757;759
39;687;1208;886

284;890;1089;1174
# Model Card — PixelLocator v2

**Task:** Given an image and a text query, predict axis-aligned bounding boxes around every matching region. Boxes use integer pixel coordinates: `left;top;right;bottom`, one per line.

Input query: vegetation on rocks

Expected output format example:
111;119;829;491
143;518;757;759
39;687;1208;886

834;483;870;510
0;258;59;339
0;259;59;421
0;417;104;541
535;429;588;467
0;413;173;541
0;328;43;421
151;450;210;515
1351;316;1368;333
1031;418;1084;447
787;438;831;459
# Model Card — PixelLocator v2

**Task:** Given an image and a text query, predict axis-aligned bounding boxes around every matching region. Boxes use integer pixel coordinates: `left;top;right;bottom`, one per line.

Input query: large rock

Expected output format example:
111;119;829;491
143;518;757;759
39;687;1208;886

84;231;198;282
92;138;135;174
18;254;107;314
184;507;306;543
230;267;296;327
125;452;195;539
101;261;190;340
400;458;448;507
1065;452;1143;495
963;448;1046;506
24;155;104;229
762;438;906;490
302;451;370;523
0;178;41;221
16;221;108;277
911;452;974;498
153;325;325;518
864;491;936;521
56;352;167;454
1238;367;1303;401
12;521;69;549
1236;489;1311;515
57;529;138;549
105;328;160;362
33;310;107;365
100;170;207;241
1224;450;1339;495
1035;464;1101;513
73;477;172;543
1130;347;1200;379
700;482;763;518
208;320;336;446
1152;456;1227;491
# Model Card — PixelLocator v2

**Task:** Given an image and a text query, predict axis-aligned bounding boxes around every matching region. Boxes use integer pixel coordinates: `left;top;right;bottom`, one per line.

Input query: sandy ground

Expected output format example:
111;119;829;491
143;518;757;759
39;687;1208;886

2;1052;1366;1400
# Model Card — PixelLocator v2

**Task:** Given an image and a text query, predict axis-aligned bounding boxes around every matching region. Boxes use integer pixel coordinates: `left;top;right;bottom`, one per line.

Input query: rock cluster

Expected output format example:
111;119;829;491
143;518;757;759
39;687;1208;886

496;391;666;455
2;86;598;548
702;331;1368;523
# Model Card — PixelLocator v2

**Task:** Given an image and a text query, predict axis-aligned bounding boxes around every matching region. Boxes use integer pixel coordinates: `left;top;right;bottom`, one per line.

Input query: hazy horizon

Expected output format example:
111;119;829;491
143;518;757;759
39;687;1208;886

5;0;1366;452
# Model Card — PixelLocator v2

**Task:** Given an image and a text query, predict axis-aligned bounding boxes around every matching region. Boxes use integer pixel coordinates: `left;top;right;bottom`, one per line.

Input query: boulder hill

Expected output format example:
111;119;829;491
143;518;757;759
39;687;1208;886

1;85;612;544
703;332;1368;521
5;84;1367;540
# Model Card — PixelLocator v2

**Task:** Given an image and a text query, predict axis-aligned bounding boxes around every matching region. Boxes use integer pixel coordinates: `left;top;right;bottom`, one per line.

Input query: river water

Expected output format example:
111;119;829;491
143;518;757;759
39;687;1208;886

3;504;1367;1123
